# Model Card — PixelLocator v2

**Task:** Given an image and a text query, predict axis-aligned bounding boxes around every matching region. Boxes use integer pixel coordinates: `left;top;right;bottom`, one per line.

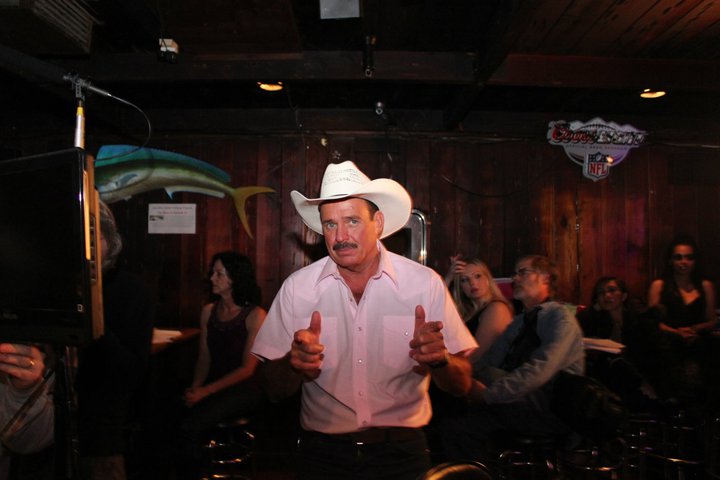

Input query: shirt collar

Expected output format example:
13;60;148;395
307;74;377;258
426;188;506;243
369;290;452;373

315;241;399;288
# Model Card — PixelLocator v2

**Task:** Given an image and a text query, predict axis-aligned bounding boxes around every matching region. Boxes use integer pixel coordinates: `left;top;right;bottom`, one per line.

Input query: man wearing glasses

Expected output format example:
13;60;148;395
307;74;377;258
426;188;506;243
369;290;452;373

442;255;585;461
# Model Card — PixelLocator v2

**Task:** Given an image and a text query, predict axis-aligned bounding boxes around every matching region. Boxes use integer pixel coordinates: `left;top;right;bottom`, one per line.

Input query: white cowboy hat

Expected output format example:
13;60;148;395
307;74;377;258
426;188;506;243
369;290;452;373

290;161;412;239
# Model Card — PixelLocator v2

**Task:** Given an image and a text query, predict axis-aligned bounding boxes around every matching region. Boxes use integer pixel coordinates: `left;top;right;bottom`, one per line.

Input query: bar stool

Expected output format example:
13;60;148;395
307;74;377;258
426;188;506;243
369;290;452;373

496;434;563;480
419;461;495;479
641;409;705;480
558;436;629;480
623;412;662;479
705;415;720;479
200;416;256;480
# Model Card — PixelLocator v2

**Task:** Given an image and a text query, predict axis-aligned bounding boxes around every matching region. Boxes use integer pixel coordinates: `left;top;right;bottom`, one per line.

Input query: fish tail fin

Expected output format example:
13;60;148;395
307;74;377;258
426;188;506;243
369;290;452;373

231;186;275;239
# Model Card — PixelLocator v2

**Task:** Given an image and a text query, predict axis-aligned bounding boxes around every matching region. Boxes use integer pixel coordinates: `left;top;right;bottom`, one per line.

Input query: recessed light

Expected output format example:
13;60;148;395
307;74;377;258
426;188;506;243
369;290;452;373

640;88;666;99
258;82;283;92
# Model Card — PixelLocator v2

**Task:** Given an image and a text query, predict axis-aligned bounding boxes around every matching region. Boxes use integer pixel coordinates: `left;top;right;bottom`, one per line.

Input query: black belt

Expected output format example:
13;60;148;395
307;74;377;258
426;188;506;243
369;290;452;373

302;427;423;445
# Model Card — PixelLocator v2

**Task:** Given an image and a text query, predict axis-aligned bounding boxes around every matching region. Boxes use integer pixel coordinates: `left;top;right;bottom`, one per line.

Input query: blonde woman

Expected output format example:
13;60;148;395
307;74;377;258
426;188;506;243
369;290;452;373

445;256;513;360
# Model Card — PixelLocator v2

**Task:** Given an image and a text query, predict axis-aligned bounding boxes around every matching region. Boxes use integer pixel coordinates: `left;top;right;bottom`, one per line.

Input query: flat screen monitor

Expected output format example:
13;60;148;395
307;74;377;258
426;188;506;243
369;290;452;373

0;148;103;345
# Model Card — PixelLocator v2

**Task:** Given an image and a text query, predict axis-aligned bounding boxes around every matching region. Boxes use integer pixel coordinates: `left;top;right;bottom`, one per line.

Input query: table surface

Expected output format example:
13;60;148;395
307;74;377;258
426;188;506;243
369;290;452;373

151;327;200;354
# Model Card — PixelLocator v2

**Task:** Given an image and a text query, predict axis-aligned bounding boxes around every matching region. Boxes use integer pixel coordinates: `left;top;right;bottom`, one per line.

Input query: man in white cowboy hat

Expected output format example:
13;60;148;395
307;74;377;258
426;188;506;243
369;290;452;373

252;161;477;480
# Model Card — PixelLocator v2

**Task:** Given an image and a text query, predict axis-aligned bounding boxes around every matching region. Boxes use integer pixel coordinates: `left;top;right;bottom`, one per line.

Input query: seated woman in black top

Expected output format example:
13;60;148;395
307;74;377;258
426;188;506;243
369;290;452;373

178;251;266;477
577;276;656;411
578;276;638;344
183;251;266;428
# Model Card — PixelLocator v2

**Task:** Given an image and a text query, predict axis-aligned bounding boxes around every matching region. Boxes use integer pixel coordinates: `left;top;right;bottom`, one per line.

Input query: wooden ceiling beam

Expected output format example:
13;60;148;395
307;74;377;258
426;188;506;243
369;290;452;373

55;51;477;83
489;54;720;91
54;51;720;92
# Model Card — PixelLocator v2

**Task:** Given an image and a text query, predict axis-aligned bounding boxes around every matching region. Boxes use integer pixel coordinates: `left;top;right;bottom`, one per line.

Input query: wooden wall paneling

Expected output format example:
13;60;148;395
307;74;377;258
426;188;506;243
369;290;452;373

603;163;630;287
255;138;282;309
453;143;482;263
480;146;508;277
552;153;581;304
279;137;311;290
530;144;557;261
353;135;403;182
647;147;674;280
302;136;328;262
499;141;531;275
402;140;431;215
576;170;605;307
526;142;555;260
427;141;457;273
622;150;650;304
389;141;406;187
326;136;355;166
670;183;700;241
354;150;383;186
202;141;237;258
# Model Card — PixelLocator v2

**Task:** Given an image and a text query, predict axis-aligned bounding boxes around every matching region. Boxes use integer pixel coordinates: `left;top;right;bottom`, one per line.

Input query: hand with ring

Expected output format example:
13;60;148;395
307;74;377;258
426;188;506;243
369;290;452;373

0;343;45;391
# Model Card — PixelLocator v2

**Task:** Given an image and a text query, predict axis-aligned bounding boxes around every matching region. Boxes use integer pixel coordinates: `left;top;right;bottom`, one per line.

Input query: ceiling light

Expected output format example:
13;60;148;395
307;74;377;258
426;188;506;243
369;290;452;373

258;82;283;92
640;88;666;99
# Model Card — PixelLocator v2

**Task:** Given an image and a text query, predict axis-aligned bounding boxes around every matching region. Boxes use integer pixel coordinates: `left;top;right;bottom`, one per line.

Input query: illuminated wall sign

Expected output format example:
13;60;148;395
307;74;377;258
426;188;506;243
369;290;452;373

547;118;647;181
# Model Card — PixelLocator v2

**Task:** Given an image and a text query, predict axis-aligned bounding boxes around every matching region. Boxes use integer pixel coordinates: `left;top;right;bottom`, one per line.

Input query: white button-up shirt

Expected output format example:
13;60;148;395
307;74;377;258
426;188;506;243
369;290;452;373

252;242;476;433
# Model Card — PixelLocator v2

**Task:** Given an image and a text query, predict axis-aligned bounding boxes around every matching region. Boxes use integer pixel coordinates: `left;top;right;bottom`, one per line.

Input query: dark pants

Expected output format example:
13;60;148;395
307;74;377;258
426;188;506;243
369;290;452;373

297;427;431;480
180;384;262;435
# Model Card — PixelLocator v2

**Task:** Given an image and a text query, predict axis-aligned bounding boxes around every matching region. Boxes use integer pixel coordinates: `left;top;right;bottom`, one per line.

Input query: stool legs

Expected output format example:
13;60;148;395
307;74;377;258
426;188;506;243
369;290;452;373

497;438;561;480
201;420;256;480
625;410;705;480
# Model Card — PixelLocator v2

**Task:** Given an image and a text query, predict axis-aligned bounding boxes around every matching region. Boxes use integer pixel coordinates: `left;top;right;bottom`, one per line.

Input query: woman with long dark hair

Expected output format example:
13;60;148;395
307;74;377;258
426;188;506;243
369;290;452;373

648;235;717;339
183;251;266;427
579;276;635;343
177;251;266;478
646;235;718;403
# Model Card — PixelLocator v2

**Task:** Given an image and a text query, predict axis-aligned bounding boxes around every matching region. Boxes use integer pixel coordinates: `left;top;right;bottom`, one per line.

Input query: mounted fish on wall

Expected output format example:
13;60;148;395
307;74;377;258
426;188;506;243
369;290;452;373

95;145;274;239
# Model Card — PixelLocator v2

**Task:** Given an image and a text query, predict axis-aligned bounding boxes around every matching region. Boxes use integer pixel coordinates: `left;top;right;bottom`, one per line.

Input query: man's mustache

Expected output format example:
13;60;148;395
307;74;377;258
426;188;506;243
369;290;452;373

333;242;358;251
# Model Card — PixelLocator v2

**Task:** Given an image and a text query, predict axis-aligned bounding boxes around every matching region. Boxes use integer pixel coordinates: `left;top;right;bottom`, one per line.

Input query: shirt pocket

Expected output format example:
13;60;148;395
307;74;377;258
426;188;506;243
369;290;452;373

381;315;415;370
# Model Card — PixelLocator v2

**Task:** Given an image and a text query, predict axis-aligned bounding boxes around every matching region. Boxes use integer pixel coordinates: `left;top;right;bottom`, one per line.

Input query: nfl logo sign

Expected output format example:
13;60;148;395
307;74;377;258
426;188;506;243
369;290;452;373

584;152;610;182
547;118;646;182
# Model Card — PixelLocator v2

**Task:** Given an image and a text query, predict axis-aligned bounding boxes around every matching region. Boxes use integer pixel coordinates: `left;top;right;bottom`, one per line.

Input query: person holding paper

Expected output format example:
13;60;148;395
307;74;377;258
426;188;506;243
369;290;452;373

577;277;640;345
577;276;654;410
252;161;476;480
